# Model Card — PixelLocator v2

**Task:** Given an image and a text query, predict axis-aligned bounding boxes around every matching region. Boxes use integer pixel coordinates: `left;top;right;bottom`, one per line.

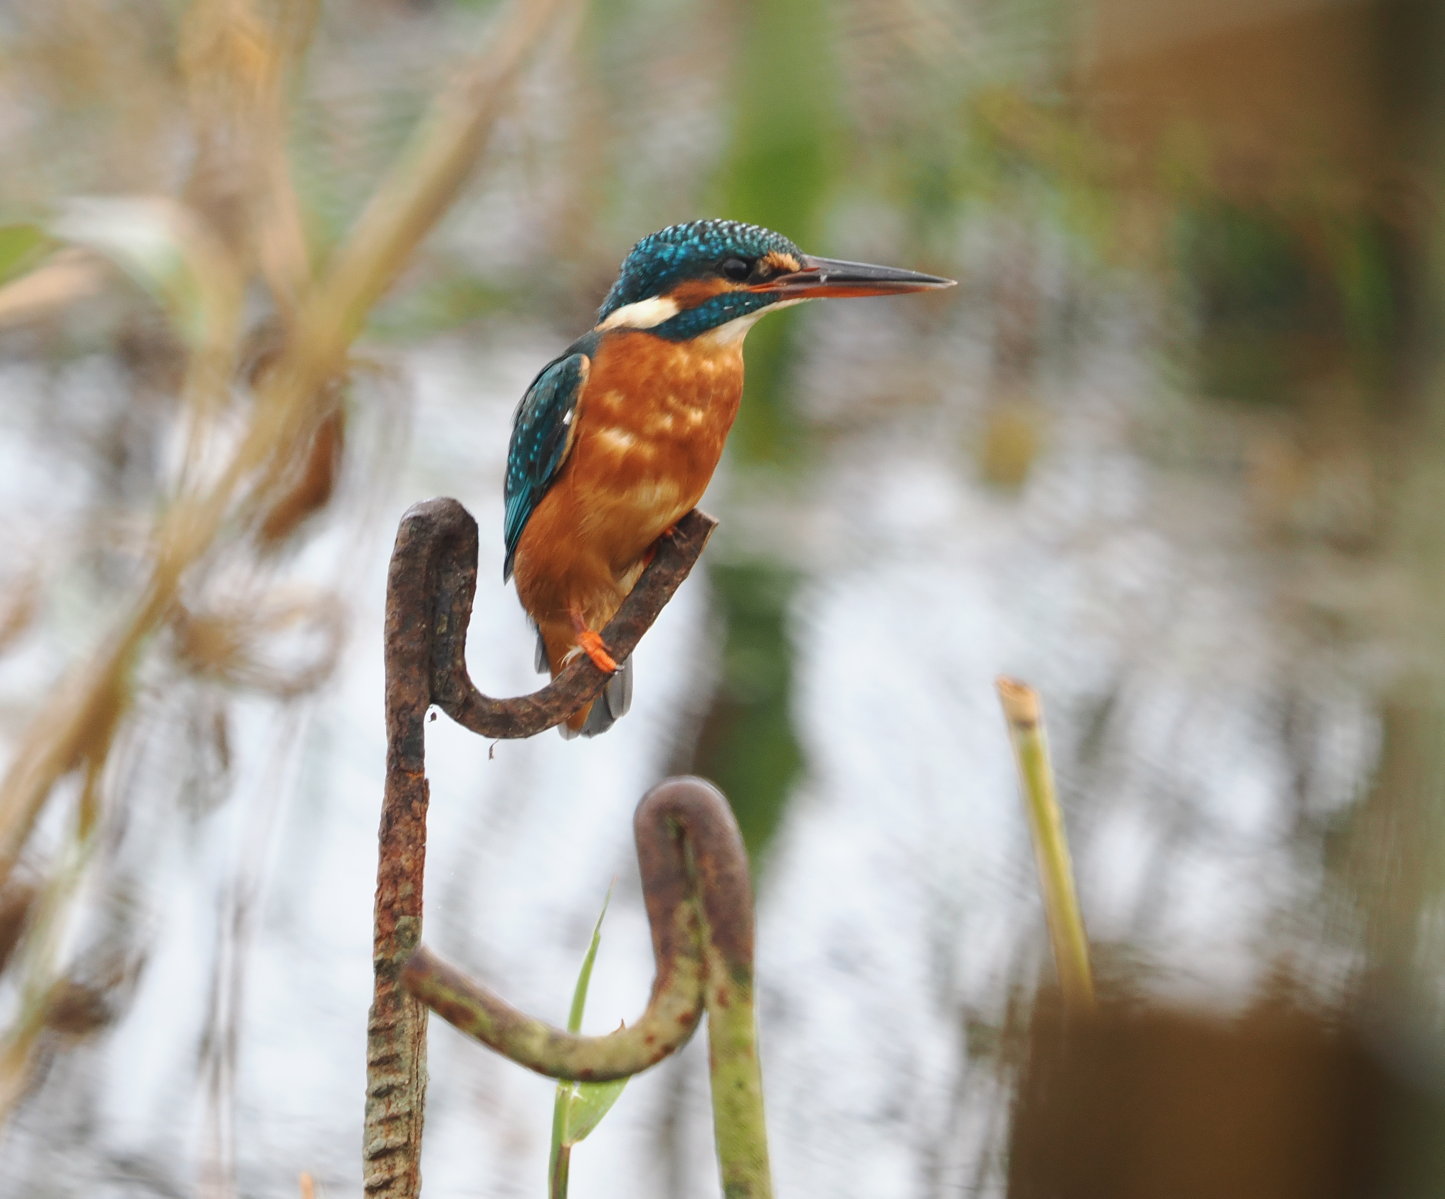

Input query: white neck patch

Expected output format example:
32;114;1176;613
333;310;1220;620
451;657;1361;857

597;294;681;331
695;297;807;348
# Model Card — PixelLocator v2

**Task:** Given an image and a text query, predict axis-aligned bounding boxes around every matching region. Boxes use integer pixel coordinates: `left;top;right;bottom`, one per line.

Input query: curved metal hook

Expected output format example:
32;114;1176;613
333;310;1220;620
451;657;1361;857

403;776;754;1080
389;497;716;739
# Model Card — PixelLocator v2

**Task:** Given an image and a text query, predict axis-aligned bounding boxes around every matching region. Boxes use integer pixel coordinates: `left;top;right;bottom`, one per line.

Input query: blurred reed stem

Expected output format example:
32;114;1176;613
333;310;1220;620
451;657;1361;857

0;0;575;881
997;677;1095;1011
0;0;576;1128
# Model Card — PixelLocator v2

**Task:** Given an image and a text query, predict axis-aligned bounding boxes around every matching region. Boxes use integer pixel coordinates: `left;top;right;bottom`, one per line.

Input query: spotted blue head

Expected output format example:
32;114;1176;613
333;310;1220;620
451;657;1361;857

594;219;954;343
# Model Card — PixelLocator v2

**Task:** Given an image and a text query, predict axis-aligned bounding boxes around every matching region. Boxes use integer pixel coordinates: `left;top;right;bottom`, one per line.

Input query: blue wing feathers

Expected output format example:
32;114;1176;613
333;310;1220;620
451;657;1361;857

502;348;591;579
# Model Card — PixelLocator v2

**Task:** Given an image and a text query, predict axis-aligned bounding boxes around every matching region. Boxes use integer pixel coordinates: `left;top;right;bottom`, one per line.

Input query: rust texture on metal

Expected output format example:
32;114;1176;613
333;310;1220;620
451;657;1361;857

402;932;702;1082
366;497;715;1199
364;501;437;1199
634;777;756;988
402;776;756;1083
415;498;717;738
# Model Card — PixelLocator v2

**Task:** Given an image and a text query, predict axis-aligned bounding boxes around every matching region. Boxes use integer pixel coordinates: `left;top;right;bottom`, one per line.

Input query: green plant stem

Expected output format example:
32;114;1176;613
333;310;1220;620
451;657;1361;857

697;893;771;1198
997;677;1095;1011
548;886;619;1199
549;1142;571;1199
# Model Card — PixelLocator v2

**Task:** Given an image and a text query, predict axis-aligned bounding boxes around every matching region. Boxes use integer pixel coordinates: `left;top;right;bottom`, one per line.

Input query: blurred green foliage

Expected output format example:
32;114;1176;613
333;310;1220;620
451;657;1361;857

715;0;839;463
684;562;803;862
0;225;49;286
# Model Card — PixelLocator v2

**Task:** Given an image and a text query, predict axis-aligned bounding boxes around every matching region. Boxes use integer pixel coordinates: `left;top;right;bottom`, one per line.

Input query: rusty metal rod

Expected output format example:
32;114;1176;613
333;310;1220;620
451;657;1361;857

404;777;750;1079
418;501;716;738
365;497;714;1199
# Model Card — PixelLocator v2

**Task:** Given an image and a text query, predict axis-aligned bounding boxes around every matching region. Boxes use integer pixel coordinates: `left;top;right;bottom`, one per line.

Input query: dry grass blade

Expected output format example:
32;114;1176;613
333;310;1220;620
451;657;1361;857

0;0;576;884
0;573;40;655
179;0;318;311
0;0;578;1139
0;250;110;328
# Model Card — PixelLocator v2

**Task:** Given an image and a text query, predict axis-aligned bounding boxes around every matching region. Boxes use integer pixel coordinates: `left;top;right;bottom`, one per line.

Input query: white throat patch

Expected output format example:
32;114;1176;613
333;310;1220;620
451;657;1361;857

696;297;807;348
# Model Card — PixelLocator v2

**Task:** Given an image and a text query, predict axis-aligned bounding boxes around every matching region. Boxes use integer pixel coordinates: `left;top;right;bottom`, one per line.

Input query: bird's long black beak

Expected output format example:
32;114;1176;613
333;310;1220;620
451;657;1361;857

753;254;955;298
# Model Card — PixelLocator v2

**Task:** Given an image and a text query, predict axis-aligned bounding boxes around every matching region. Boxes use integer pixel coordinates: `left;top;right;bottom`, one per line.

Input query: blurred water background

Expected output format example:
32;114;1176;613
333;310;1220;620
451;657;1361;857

2;0;1444;1195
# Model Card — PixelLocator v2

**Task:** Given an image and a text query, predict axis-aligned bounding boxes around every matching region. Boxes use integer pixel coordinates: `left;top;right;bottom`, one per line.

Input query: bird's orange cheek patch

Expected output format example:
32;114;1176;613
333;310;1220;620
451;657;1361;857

670;277;732;309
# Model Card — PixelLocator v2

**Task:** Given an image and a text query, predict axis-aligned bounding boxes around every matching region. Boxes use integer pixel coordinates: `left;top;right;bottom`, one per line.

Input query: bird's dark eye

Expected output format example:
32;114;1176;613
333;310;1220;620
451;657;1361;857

719;256;753;282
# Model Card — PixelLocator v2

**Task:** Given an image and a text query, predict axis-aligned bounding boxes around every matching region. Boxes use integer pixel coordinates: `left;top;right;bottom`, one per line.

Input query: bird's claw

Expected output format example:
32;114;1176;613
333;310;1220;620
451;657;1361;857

577;629;618;674
643;523;680;568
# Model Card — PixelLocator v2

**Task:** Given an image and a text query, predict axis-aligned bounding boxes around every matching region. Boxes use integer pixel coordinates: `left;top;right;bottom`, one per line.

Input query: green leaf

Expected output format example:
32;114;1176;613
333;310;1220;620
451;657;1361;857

548;883;630;1199
558;1075;629;1146
0;223;50;285
565;884;612;1034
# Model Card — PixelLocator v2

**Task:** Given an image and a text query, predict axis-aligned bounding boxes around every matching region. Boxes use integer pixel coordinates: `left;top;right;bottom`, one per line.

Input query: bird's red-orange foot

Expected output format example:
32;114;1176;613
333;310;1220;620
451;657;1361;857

642;523;683;568
576;628;618;674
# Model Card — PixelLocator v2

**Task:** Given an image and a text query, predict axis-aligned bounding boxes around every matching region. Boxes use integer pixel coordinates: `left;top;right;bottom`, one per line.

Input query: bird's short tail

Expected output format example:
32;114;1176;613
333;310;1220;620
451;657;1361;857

534;626;634;737
562;657;633;738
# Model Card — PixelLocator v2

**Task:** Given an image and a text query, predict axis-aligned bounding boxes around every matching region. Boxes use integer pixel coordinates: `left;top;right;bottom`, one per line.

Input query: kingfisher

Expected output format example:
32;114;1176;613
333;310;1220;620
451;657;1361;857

504;219;953;737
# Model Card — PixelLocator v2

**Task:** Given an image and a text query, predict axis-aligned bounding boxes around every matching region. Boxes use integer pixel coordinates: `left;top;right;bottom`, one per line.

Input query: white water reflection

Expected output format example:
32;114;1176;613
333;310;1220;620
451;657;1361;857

0;283;1380;1198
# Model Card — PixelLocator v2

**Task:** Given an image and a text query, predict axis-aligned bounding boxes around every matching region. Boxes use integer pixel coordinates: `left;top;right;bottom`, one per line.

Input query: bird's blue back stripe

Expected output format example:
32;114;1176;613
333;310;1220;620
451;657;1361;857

502;343;593;578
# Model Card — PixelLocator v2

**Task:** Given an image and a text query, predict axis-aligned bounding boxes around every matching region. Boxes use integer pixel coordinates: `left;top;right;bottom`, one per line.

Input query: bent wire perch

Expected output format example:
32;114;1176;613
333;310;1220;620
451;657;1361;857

389;497;716;740
366;498;772;1199
406;778;771;1198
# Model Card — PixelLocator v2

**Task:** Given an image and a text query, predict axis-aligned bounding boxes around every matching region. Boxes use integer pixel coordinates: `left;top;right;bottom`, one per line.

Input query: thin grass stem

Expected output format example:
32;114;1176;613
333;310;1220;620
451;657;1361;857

997;676;1095;1011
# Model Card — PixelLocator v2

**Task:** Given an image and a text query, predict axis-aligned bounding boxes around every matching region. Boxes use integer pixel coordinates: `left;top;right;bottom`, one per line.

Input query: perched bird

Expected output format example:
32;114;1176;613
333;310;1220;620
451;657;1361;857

504;219;953;737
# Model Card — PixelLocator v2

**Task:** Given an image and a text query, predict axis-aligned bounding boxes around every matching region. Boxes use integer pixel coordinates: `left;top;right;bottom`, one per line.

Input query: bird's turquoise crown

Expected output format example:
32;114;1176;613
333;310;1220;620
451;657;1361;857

597;219;802;341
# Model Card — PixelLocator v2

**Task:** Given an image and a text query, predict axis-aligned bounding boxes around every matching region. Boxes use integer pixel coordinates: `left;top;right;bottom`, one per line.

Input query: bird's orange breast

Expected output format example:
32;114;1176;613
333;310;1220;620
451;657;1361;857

512;329;744;628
